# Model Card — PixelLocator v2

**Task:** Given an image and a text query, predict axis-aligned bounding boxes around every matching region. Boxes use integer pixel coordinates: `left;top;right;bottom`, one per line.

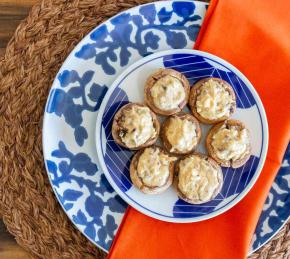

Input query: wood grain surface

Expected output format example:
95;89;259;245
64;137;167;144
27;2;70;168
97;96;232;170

0;220;31;258
0;0;37;56
0;1;38;257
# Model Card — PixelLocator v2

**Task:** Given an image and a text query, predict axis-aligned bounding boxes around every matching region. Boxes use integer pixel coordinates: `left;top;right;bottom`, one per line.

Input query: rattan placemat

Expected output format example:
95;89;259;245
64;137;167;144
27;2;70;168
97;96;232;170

0;0;289;258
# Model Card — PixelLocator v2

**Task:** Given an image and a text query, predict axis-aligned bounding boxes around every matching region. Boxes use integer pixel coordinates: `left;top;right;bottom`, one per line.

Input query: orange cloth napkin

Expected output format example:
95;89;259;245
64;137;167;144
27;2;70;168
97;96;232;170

108;0;290;258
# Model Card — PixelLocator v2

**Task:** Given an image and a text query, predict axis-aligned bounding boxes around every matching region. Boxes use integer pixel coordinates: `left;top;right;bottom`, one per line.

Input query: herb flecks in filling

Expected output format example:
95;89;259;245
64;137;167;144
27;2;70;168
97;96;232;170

166;117;198;152
119;106;156;148
150;75;185;110
137;148;176;187
178;156;220;202
212;124;250;161
196;79;234;120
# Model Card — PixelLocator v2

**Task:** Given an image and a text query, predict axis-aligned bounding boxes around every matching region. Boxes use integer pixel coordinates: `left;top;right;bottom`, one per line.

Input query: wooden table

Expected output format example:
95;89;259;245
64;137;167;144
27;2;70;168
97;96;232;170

0;0;37;55
0;220;30;258
0;2;38;258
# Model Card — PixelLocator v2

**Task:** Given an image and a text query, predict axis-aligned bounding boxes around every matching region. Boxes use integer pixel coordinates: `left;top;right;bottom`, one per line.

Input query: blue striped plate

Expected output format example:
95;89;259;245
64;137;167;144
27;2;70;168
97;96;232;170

96;49;268;223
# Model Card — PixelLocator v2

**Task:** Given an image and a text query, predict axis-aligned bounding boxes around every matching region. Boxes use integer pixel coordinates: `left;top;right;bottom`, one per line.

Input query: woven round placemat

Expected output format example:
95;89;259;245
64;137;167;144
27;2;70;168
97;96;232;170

0;0;289;258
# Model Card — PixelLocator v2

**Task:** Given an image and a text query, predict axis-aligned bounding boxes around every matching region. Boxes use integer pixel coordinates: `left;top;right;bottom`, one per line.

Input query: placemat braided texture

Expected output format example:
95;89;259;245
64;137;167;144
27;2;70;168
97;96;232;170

0;0;288;258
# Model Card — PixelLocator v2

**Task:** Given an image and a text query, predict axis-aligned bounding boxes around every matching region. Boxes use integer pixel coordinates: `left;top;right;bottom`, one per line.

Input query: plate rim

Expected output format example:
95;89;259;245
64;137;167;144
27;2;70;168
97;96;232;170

42;0;206;252
96;48;269;223
250;215;290;255
41;0;284;252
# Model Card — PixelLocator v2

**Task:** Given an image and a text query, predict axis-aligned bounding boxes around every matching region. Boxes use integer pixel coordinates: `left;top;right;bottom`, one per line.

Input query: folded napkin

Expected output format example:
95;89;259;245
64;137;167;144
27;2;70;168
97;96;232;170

108;0;290;258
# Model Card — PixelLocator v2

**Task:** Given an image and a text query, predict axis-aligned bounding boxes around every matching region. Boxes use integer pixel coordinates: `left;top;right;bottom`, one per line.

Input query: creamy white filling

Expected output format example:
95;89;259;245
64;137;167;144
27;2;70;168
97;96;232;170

166;117;198;152
137;148;176;187
178;156;220;202
211;125;250;161
150;75;185;110
196;79;234;120
119;106;156;148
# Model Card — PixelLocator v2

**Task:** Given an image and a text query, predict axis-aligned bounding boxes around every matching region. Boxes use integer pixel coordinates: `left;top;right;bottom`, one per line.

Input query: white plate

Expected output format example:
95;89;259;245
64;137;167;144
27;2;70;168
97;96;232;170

96;49;268;223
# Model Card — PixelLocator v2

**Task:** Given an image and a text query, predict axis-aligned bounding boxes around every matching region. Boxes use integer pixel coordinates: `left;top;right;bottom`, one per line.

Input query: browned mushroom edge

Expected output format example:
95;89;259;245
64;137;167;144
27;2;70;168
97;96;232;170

174;153;223;204
130;146;175;194
188;77;236;124
206;119;251;168
111;102;160;150
144;68;190;116
160;112;201;155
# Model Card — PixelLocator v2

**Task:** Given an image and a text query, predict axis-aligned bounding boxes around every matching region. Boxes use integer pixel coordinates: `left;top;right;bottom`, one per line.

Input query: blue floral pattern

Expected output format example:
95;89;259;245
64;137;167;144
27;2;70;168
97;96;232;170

43;1;207;252
46;70;108;146
75;2;201;75
251;142;290;251
42;0;289;254
46;141;127;248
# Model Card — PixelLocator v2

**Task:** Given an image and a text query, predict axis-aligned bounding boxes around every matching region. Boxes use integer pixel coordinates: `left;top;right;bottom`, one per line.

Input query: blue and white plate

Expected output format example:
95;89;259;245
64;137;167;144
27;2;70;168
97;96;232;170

96;49;268;223
42;0;290;253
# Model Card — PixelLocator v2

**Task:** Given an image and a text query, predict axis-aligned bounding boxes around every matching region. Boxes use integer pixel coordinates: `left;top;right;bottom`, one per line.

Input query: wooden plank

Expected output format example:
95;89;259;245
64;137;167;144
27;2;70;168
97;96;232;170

0;1;40;257
0;0;36;5
0;220;31;258
0;48;5;57
0;245;31;259
1;0;40;257
0;220;14;241
0;19;24;48
0;0;38;53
